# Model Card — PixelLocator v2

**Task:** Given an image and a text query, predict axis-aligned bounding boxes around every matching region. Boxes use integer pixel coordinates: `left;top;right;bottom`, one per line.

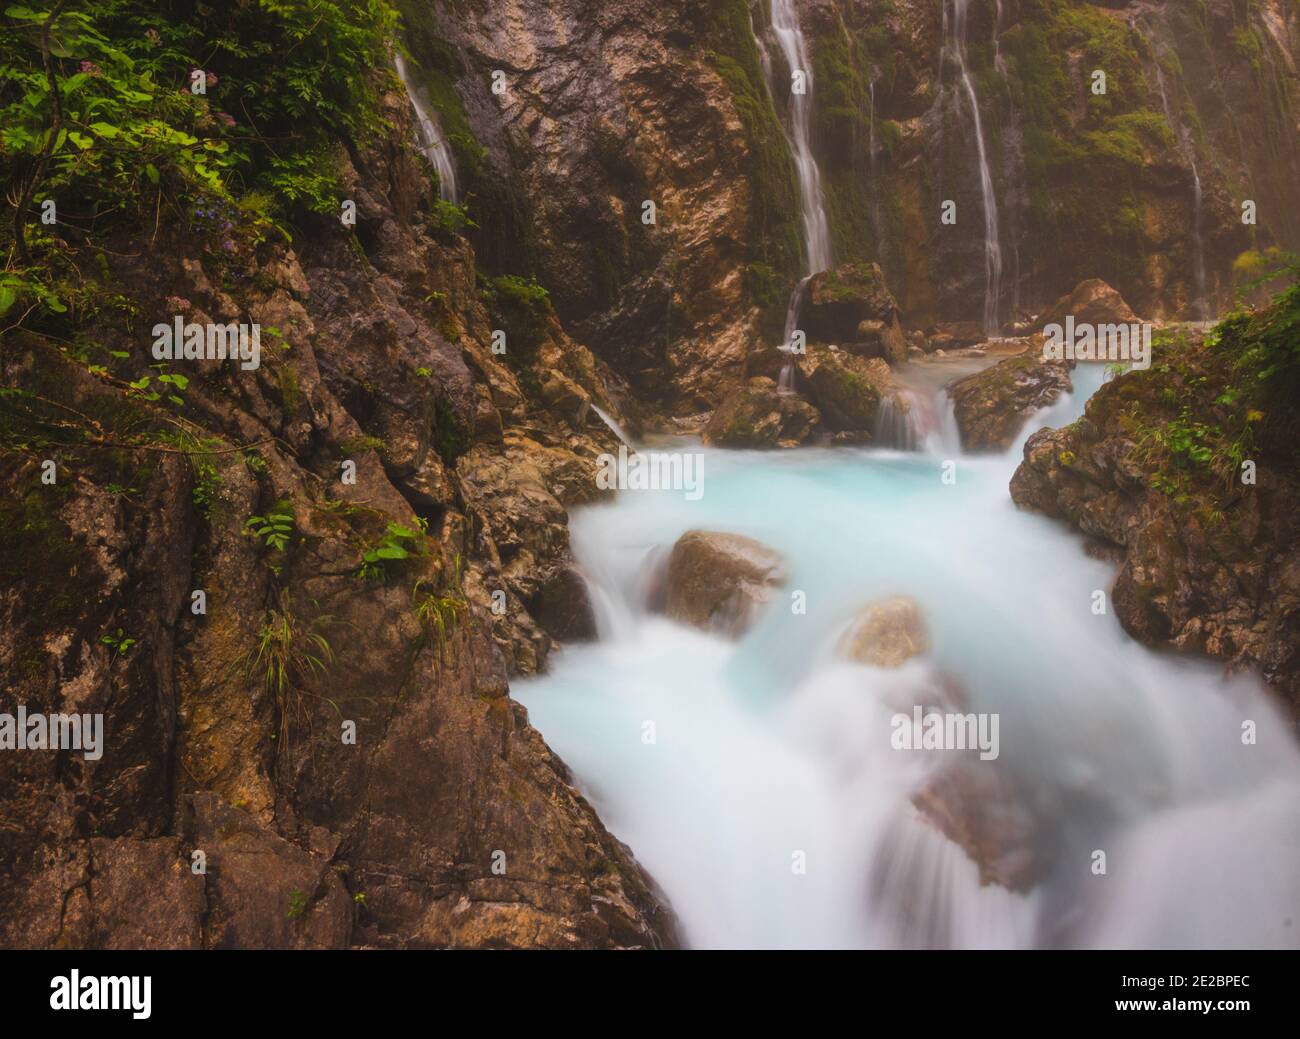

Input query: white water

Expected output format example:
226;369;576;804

517;364;1300;949
589;403;636;450
1154;63;1209;320
755;1;834;390
394;52;458;203
947;0;1002;336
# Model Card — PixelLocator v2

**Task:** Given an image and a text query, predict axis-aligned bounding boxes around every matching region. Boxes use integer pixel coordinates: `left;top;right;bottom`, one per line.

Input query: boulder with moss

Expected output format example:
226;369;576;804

948;349;1075;452
703;376;820;448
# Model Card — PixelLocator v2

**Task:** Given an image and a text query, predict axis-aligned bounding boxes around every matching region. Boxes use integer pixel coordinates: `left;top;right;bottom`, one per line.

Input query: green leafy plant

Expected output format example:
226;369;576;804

427;198;475;236
245;499;294;552
100;626;135;657
357;520;421;581
286;889;308;920
1;0;401;330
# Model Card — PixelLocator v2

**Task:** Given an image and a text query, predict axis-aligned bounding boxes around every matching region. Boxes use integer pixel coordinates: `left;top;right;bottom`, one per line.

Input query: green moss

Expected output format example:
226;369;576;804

338;434;386;459
698;0;802;316
482;274;551;365
705;48;801;276
809;27;873;266
817;261;888;302
1002;1;1175;294
745;260;785;306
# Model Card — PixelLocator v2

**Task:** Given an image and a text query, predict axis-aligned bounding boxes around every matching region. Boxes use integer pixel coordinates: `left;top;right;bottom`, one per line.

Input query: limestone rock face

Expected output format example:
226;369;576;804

663;531;786;637
838;597;930;668
948;349;1075;452
423;0;771;409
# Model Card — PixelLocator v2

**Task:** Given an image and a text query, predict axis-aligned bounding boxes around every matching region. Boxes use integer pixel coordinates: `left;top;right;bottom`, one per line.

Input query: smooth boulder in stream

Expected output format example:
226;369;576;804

663;530;786;637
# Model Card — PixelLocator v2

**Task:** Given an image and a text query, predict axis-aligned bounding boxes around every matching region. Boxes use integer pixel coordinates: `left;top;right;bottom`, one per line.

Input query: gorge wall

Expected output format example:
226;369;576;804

400;0;1300;406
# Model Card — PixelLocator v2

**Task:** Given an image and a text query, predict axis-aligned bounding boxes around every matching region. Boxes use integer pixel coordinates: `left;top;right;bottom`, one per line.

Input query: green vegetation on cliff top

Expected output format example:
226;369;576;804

2;0;401;325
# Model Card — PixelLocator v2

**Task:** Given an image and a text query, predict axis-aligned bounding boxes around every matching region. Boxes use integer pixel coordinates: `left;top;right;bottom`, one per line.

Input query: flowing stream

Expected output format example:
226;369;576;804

947;0;1002;335
516;364;1300;949
754;0;834;391
394;52;458;203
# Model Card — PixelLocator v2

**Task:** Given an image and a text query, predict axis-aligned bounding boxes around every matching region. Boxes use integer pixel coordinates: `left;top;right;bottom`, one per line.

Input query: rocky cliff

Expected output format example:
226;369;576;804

1;8;674;947
1010;296;1300;709
397;0;1300;406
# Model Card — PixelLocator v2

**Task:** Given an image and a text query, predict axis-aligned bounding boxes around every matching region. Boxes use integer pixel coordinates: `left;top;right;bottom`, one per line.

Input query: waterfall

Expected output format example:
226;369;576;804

947;0;1002;336
394;52;458;203
1154;62;1209;320
588;403;636;450
517;365;1300;949
754;1;834;391
873;392;923;451
993;0;1007;76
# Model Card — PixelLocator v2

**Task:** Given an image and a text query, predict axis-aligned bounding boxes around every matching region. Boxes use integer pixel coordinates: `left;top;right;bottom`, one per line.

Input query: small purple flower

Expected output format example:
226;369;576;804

216;111;236;128
79;60;102;77
166;295;192;312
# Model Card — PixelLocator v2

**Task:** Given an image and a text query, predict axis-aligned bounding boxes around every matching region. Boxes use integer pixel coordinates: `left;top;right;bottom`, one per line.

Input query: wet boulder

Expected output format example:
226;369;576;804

925;321;986;352
801;348;892;434
947;349;1074;452
663;531;786;637
1038;278;1138;330
800;262;907;364
703;376;820;448
912;757;1049;893
838;597;930;667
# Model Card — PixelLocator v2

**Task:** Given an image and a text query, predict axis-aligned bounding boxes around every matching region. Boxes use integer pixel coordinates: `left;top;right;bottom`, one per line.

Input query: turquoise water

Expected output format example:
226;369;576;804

516;365;1300;949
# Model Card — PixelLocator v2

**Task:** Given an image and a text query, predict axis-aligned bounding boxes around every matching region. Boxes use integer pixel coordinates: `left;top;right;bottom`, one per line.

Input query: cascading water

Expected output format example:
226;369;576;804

946;0;1002;336
754;0;834;392
516;363;1300;948
588;403;636;450
1154;62;1209;320
874;356;984;452
394;52;458;203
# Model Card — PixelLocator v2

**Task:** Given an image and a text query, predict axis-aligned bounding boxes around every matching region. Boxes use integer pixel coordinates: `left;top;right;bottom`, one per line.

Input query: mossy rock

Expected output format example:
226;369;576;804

703;377;819;448
802;350;887;433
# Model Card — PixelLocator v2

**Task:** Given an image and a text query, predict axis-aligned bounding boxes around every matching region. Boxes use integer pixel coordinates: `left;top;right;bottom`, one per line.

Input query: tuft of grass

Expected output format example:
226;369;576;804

237;589;335;754
411;553;466;657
